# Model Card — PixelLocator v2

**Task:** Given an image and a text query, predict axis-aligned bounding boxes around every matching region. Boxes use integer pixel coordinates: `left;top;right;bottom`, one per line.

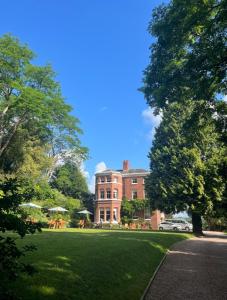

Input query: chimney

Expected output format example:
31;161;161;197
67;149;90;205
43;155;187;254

123;160;129;171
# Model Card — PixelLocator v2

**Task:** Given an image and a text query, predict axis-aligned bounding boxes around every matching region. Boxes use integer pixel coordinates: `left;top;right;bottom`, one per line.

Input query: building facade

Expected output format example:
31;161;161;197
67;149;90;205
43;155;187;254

94;160;162;229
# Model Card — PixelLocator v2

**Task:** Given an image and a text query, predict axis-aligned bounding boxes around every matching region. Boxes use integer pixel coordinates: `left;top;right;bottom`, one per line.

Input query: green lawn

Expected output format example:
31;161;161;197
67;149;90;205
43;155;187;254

10;229;191;300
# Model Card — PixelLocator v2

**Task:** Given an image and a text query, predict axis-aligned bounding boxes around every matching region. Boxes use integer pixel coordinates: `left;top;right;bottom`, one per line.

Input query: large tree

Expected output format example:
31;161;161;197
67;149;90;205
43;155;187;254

142;0;227;233
0;34;88;297
0;34;87;174
142;0;226;110
51;161;88;199
146;101;226;234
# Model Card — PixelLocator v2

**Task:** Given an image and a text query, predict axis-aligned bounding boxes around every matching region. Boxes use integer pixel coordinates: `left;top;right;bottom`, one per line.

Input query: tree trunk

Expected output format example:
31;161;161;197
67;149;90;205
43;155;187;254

192;212;203;236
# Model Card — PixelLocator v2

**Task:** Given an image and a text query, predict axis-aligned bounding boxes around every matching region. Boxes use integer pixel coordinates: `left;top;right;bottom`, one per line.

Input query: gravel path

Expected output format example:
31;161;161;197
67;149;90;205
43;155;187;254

144;231;227;300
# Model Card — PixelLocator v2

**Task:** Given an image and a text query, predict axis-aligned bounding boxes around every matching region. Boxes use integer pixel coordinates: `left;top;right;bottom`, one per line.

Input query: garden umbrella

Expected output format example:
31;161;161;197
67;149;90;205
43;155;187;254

19;202;42;209
48;206;68;212
77;209;93;215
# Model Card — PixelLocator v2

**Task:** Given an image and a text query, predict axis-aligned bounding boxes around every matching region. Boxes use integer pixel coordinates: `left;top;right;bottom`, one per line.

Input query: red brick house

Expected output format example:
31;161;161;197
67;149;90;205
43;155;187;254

94;160;163;229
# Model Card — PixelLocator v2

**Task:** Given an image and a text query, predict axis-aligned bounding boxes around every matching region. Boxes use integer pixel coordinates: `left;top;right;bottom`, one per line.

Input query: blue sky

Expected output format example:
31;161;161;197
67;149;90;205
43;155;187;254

0;0;167;191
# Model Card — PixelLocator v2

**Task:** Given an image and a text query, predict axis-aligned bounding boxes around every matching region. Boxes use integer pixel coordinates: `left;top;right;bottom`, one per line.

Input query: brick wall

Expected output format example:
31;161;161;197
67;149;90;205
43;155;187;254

122;176;145;200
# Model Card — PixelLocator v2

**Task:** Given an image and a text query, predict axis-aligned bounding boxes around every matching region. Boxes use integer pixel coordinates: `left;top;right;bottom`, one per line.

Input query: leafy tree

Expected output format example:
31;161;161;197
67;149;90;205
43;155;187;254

121;197;134;220
145;101;226;234
141;0;227;233
141;0;226;110
0;34;88;297
0;34;88;174
121;198;149;224
0;177;41;299
80;191;95;217
51;162;88;199
132;199;149;212
40;189;81;211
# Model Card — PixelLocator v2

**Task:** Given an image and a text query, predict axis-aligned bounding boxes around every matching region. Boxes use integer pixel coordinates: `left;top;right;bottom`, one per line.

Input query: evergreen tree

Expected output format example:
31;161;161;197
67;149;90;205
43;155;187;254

146;101;225;234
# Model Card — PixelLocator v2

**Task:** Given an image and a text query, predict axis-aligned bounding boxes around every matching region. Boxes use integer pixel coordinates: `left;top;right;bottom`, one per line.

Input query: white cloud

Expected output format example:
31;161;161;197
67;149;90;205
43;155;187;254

223;95;227;103
142;107;162;141
87;161;107;193
79;162;89;179
95;161;107;173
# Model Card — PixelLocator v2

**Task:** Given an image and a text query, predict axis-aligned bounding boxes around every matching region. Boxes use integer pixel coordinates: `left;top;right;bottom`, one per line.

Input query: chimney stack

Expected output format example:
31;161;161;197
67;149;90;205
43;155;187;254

123;160;129;171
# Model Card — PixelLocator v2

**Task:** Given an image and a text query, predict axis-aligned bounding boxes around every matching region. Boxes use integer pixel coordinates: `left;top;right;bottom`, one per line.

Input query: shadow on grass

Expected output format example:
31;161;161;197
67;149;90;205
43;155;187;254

10;230;190;300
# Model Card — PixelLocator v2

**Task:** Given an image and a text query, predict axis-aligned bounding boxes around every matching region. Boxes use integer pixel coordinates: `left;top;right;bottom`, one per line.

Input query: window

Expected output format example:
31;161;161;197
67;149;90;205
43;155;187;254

145;207;151;219
100;190;105;199
113;189;118;199
100;177;105;183
113;177;118;183
106;176;111;182
132;190;137;199
100;209;104;222
106;208;110;222
132;178;137;184
113;208;118;221
106;190;111;199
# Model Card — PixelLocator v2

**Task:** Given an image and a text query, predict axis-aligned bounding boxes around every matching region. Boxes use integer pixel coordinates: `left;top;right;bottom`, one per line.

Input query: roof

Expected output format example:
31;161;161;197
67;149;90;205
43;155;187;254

95;169;121;175
95;168;149;176
122;168;148;174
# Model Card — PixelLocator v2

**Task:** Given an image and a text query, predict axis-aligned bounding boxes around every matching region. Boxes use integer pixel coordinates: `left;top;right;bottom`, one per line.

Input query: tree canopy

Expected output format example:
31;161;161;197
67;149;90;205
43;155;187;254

145;101;226;233
142;0;226;110
0;34;88;174
51;162;88;199
142;0;227;233
0;34;89;297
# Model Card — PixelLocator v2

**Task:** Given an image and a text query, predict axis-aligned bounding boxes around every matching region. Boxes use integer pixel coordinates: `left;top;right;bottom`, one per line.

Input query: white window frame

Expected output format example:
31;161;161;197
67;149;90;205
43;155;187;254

99;208;104;222
113;189;118;199
106;189;111;199
131;178;138;184
100;189;105;199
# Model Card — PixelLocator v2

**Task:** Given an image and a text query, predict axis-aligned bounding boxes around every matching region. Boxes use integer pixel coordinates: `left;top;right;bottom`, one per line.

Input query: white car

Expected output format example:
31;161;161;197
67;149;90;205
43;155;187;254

159;221;182;231
166;219;193;231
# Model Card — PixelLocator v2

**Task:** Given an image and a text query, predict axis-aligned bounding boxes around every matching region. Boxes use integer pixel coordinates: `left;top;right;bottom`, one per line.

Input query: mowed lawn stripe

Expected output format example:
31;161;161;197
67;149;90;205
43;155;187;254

10;229;191;300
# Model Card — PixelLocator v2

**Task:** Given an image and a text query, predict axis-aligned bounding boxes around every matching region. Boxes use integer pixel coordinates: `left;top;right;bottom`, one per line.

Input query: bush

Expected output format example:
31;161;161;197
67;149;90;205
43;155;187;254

0;178;41;299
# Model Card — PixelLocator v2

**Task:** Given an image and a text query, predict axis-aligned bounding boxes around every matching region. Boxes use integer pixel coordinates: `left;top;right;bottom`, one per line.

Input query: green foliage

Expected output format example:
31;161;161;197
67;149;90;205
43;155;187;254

0;34;89;298
0;236;37;300
121;198;134;219
142;0;226;109
132;199;149;211
142;1;227;233
0;177;41;236
121;198;149;223
40;189;81;211
51;162;88;199
0;177;41;299
0;34;88;174
145;101;226;232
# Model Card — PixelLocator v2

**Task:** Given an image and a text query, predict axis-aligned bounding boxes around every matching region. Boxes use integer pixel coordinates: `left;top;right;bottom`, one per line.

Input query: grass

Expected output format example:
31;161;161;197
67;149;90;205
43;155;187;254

9;229;192;300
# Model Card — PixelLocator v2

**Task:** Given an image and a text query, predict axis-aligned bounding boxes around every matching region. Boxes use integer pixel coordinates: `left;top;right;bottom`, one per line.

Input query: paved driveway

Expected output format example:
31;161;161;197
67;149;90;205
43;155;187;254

144;232;227;300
